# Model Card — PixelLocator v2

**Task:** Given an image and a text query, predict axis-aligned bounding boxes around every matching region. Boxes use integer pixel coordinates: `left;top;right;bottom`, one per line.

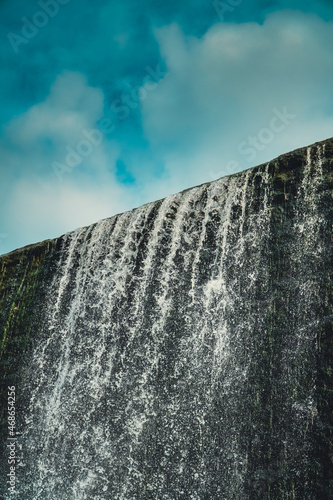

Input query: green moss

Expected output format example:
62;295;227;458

0;243;52;357
0;239;56;459
275;172;294;183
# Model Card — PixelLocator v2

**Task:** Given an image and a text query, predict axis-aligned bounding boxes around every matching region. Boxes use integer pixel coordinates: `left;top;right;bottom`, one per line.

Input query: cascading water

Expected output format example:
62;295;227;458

0;139;332;499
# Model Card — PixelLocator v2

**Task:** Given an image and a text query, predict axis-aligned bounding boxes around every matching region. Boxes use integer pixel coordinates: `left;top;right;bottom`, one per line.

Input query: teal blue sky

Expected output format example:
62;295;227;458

1;0;333;254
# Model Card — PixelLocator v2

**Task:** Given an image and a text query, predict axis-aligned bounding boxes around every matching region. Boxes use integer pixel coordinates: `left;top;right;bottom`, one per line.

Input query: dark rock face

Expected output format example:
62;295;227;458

0;139;332;499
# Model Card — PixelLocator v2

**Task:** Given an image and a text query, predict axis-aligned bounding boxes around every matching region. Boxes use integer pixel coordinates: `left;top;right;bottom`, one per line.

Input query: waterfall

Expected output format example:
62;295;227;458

0;139;332;499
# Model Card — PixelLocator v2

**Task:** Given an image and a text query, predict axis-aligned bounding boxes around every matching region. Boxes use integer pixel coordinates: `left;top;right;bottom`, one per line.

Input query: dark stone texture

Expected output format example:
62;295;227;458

0;138;332;499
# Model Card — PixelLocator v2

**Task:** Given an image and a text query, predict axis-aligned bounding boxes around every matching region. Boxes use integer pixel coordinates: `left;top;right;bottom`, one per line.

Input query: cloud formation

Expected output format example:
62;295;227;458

1;0;333;254
0;71;137;251
140;10;333;188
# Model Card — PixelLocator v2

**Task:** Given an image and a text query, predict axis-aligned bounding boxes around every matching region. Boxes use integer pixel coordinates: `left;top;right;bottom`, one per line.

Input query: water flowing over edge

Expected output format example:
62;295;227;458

0;138;332;499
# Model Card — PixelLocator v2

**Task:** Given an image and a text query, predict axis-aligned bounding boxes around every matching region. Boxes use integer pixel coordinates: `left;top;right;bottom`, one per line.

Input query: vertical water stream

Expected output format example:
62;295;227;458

1;140;332;499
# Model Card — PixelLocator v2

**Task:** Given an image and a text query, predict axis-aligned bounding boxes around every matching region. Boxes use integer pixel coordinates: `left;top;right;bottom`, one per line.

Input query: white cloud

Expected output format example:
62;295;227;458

1;71;120;188
141;11;333;186
7;178;136;249
5;72;105;151
0;71;141;252
2;10;333;254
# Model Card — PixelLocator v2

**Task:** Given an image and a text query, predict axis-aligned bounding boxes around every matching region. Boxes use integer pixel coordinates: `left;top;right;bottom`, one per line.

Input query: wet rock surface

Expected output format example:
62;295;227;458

0;138;332;499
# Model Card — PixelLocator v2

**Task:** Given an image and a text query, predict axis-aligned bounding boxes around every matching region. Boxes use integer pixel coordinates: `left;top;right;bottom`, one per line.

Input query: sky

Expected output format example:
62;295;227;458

0;0;333;255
